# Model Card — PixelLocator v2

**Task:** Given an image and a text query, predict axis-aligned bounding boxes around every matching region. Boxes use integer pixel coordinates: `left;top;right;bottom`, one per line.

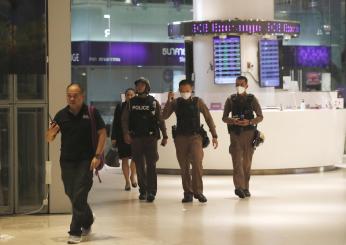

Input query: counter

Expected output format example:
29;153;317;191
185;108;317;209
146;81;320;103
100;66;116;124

157;109;346;174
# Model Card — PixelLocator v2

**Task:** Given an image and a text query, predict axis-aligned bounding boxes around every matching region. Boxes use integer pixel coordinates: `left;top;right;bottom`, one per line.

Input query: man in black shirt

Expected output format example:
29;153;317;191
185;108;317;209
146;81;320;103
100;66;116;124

46;83;106;244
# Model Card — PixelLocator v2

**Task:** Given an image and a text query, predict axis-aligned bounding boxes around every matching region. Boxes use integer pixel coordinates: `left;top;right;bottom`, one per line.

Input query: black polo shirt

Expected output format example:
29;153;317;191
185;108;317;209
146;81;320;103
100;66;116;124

54;104;106;162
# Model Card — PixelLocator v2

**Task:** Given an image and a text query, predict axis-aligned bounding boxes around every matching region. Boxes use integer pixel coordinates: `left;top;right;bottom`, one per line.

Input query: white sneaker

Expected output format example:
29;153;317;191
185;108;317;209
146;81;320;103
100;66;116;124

81;213;95;241
67;235;81;244
81;227;91;241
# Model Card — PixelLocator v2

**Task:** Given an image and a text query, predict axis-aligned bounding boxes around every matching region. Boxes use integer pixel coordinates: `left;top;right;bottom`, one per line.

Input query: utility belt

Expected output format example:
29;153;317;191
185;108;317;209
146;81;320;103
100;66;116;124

227;124;255;135
130;129;160;138
172;125;210;148
172;128;200;137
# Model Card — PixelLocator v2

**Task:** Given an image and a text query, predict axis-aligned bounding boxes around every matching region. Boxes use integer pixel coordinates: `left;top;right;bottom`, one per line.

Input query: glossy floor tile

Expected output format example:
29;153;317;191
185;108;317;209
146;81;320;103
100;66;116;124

1;168;346;245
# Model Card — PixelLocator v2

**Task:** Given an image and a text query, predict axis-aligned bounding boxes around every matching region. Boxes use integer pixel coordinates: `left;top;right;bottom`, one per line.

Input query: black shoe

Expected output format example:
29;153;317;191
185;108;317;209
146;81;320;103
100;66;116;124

131;182;138;188
193;193;207;203
235;188;246;199
244;189;251;197
125;183;131;191
182;193;193;203
139;193;147;201
146;193;155;202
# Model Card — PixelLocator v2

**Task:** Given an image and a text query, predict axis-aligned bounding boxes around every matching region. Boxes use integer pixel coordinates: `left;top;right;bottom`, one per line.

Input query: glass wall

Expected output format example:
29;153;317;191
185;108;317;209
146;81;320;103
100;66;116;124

0;0;47;214
275;0;346;98
71;0;193;126
0;108;10;209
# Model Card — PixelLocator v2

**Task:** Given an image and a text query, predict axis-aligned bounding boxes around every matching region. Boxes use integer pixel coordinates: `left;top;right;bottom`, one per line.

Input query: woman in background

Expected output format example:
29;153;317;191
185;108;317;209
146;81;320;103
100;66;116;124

111;88;137;191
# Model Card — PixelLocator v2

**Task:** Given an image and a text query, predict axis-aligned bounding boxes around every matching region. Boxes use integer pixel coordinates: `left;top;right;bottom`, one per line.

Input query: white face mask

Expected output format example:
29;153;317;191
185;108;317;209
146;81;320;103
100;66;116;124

236;86;246;94
180;92;192;100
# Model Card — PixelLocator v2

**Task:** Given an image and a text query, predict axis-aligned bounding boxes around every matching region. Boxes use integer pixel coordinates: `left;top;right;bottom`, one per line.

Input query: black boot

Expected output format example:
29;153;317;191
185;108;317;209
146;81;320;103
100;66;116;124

235;188;246;199
193;193;207;203
182;193;193;203
244;189;251;197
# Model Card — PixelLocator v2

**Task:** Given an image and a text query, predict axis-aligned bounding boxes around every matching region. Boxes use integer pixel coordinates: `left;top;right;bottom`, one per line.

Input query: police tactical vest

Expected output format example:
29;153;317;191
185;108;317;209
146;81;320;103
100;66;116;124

228;94;255;134
129;95;159;137
175;97;200;135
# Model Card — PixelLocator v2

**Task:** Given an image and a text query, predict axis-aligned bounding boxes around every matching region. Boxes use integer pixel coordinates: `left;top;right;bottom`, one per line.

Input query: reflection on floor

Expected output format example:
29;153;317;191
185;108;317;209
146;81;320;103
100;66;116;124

1;168;346;245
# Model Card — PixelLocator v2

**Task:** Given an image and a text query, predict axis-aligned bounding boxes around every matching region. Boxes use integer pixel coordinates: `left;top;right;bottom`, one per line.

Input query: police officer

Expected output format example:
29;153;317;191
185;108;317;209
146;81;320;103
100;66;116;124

162;79;218;203
122;78;168;202
222;76;263;198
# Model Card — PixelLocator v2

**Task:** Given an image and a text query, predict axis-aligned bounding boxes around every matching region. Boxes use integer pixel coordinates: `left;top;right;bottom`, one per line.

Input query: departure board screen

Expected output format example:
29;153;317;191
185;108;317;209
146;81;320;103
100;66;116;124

213;36;241;84
259;39;280;87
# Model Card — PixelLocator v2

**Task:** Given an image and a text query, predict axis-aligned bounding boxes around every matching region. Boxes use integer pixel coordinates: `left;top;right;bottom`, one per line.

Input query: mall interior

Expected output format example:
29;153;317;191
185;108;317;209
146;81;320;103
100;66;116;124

0;0;346;244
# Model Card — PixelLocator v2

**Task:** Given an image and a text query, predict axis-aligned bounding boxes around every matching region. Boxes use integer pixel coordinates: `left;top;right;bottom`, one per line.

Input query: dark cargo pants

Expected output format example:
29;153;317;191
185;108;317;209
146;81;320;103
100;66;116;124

60;159;94;236
131;136;159;196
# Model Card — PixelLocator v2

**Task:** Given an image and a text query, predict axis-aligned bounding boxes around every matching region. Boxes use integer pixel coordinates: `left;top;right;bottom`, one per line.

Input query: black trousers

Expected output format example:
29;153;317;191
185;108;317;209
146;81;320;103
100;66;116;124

131;136;159;196
60;159;94;236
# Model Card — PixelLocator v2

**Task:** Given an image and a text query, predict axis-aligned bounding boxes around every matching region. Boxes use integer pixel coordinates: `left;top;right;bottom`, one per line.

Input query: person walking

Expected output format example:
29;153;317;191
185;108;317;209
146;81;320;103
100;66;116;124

46;83;106;244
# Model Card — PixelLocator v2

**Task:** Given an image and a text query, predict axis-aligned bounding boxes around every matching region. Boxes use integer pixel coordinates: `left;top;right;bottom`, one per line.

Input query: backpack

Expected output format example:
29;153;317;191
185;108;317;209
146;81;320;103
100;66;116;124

88;105;104;183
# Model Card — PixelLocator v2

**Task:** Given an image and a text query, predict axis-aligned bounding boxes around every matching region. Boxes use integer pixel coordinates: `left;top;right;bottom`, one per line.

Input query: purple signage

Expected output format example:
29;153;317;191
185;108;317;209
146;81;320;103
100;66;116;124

71;41;185;66
168;20;300;38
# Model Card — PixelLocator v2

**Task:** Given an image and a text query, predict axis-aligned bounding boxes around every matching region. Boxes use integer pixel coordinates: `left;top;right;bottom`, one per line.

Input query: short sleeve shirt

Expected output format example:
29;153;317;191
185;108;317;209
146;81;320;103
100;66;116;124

54;104;106;161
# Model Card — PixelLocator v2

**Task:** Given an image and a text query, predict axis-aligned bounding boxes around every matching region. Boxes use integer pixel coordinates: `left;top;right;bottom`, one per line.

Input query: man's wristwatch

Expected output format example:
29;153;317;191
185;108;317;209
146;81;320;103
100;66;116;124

249;120;253;125
94;154;101;160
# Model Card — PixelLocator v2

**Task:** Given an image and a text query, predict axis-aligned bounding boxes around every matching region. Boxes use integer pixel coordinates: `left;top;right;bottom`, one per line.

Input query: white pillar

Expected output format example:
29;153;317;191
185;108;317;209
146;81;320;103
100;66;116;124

192;0;274;95
48;0;71;213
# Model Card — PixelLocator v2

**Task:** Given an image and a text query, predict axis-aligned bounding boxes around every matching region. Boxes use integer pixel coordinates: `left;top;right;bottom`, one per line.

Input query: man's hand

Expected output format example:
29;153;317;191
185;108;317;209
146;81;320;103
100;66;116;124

46;123;60;142
167;92;174;102
212;138;218;149
161;137;168;146
90;156;101;171
111;140;117;147
124;133;132;144
237;119;251;127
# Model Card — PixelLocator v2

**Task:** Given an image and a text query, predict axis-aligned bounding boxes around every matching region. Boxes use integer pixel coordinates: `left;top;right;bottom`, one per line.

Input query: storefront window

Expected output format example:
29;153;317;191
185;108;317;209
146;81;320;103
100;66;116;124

71;0;193;125
275;0;346;97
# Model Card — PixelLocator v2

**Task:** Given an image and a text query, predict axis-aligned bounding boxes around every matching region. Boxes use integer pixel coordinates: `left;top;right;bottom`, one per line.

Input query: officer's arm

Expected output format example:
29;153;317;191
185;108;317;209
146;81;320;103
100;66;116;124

251;97;264;125
162;99;175;120
199;99;218;139
96;128;107;156
222;98;235;124
156;102;168;139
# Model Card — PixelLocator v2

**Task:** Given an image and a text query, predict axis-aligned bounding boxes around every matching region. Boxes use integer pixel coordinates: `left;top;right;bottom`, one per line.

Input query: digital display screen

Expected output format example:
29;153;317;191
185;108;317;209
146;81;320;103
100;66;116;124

305;72;321;85
296;46;330;68
168;20;300;38
259;39;280;87
303;71;322;91
213;36;241;84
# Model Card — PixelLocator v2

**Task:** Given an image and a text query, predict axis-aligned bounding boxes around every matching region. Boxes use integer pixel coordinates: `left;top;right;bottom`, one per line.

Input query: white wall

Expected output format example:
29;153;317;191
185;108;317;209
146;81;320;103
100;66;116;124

193;0;274;20
48;0;71;213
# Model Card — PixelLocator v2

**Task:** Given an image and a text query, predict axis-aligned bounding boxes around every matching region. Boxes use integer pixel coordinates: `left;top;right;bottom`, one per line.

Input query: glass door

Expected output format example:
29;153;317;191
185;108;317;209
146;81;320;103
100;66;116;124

0;0;47;215
0;105;13;214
